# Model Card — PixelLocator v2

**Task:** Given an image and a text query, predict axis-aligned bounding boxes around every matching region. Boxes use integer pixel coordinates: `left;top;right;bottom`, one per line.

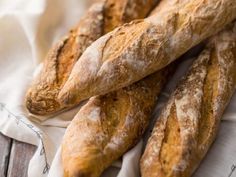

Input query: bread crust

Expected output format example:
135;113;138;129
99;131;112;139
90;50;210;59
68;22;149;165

58;0;236;106
62;65;174;177
140;22;236;177
25;0;158;116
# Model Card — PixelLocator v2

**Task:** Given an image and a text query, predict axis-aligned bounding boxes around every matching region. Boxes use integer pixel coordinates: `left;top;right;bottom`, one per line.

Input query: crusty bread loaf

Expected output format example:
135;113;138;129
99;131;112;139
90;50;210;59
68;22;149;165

140;22;236;177
25;0;158;116
62;64;174;177
58;0;236;106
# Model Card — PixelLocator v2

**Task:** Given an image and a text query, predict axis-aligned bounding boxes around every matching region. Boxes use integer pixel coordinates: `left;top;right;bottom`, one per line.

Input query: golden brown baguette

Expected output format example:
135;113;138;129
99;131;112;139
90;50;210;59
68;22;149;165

140;22;236;177
25;0;159;116
58;0;236;106
62;64;174;177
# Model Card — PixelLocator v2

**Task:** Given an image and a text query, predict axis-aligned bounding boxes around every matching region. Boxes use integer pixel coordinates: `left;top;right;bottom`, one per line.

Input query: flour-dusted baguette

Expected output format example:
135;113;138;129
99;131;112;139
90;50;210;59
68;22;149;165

58;0;236;106
140;22;236;177
62;64;175;177
25;0;159;116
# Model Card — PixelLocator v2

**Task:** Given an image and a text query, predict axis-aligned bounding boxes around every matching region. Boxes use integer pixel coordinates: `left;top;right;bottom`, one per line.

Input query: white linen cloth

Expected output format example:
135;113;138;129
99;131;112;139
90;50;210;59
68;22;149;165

0;0;236;177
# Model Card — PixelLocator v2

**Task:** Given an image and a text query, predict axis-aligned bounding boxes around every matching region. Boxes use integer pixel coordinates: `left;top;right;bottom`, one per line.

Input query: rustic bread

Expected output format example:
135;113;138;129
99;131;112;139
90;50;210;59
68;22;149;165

62;64;174;177
25;0;158;116
140;22;236;177
58;0;236;106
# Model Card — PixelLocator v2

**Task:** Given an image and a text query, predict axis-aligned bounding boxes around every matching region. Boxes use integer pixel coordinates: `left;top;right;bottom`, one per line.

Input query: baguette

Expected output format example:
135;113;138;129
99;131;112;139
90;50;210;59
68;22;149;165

62;65;174;177
58;0;236;106
140;22;236;177
25;0;159;116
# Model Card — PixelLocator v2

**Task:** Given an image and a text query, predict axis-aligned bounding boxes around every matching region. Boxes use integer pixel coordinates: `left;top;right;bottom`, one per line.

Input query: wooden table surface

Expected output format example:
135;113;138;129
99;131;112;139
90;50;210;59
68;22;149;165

0;133;36;177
